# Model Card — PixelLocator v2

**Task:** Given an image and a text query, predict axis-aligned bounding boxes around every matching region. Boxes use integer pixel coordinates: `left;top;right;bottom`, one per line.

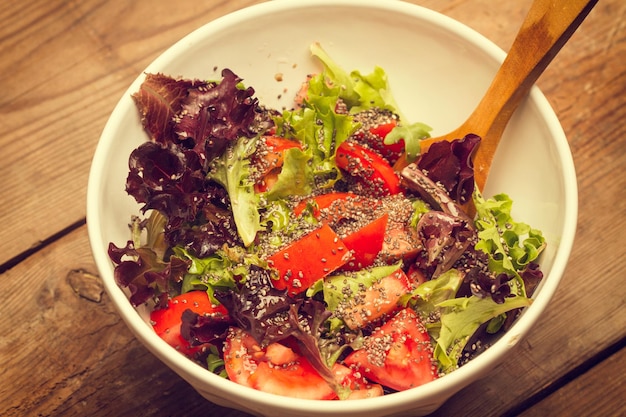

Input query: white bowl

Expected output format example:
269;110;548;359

86;1;578;416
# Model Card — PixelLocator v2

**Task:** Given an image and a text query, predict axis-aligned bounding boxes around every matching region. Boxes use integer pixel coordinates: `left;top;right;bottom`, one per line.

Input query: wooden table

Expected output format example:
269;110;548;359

1;1;624;416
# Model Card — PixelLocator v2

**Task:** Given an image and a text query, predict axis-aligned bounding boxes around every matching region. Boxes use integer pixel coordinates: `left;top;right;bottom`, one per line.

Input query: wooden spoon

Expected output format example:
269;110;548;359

396;0;597;192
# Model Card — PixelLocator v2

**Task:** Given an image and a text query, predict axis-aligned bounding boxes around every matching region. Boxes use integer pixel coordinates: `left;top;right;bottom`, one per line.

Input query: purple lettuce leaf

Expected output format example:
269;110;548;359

417;134;480;205
125;141;241;258
401;160;513;305
126;142;207;223
132;73;199;145
414;210;474;278
520;261;544;297
108;240;190;307
180;308;233;347
213;265;301;346
176;68;269;164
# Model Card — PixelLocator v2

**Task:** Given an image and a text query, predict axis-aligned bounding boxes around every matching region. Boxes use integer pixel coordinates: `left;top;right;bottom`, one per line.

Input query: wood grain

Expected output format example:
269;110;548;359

518;347;626;417
0;0;260;268
0;226;249;417
1;0;624;416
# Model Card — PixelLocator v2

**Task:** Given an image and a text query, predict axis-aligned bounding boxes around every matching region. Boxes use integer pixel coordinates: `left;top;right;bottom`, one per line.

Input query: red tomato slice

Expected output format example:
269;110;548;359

223;328;338;400
335;141;402;196
293;192;358;218
344;308;438;391
268;224;350;294
294;193;387;271
293;192;382;224
150;291;229;356
365;120;405;164
341;213;389;271
341;268;412;330
380;223;421;263
332;363;384;399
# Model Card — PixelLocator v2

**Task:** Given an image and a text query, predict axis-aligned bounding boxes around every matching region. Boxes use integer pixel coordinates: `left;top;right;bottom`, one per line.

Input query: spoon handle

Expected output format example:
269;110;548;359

421;0;598;191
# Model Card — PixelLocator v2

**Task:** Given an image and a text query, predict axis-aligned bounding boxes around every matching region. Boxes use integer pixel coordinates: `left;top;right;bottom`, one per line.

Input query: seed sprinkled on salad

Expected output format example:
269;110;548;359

109;43;546;400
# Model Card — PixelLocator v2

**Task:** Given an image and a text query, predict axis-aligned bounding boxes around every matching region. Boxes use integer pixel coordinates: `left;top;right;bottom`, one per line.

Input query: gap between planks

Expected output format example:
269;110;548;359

501;336;626;417
0;218;86;274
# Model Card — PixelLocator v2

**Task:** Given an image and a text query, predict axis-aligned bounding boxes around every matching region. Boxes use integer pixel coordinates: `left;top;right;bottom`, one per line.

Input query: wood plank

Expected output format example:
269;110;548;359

0;225;249;417
518;347;626;417
0;0;261;267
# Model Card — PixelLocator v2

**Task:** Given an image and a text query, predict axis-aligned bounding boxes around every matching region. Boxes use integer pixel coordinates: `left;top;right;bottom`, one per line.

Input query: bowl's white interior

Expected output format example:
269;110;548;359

87;1;577;416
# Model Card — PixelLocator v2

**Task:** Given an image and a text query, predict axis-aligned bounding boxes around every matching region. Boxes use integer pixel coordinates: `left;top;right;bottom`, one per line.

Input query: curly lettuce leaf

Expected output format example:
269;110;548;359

473;192;546;294
175;68;269;163
273;94;357;190
108;211;191;306
174;245;265;304
126;142;242;258
310;42;431;162
207;136;261;246
309;42;360;108
416;134;480;205
131;73;196;144
350;65;399;114
108;240;190;308
310;42;398;116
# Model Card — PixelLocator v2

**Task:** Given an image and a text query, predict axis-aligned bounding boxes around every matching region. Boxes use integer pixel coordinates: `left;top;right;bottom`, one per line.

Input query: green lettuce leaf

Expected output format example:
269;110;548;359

207;136;261;246
310;42;399;116
350;66;399;114
176;245;266;304
402;268;465;321
274;78;358;189
384;122;432;162
309;42;431;162
473;192;546;295
264;147;313;200
309;42;361;108
434;294;532;373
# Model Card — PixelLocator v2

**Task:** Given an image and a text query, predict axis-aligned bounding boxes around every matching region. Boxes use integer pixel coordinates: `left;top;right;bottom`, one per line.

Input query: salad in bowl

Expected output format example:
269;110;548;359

107;43;546;401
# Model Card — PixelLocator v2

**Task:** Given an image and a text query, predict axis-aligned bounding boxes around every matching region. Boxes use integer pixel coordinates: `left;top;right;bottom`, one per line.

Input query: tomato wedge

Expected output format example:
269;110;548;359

224;328;338;399
380;222;421;263
150;290;229;356
341;268;412;329
268;224;350;294
344;308;438;391
359;120;405;165
293;193;387;271
342;213;388;271
335;141;402;196
293;192;359;219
